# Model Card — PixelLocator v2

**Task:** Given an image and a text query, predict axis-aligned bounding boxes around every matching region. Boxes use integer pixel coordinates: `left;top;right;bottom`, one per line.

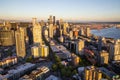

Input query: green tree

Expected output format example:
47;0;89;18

7;49;13;56
52;64;58;71
66;69;71;77
26;56;33;62
57;62;64;69
72;70;77;75
54;55;61;63
68;66;73;70
61;68;66;76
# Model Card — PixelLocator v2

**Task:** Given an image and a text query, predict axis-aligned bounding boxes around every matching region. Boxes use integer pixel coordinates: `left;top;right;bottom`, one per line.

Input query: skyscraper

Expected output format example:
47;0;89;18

59;19;63;27
98;37;102;51
98;50;109;65
76;40;84;55
109;39;120;61
15;27;26;58
49;24;53;38
32;18;42;44
53;16;55;25
48;16;54;38
49;15;53;24
69;31;73;40
80;27;84;35
63;22;68;35
86;27;91;37
31;46;40;58
71;53;80;66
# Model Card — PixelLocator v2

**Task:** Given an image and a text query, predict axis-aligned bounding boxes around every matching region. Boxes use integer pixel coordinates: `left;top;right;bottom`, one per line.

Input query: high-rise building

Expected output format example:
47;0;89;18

0;30;15;46
49;15;53;24
40;45;49;57
27;27;33;45
80;27;84;35
43;46;49;57
98;50;109;65
63;22;68;35
44;29;49;37
76;40;84;55
40;20;45;27
32;18;42;44
73;30;79;39
98;37;102;51
4;21;11;30
49;24;53;38
84;66;102;80
86;27;91;37
31;46;40;58
68;41;76;52
15;27;26;58
59;19;63;27
59;29;64;43
53;16;55;25
69;31;73;40
71;53;80;66
109;39;120;61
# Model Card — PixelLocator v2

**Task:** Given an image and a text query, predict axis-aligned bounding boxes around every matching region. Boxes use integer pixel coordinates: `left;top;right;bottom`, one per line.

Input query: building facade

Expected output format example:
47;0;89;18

0;30;15;46
15;27;26;58
32;18;42;45
109;39;120;61
84;66;102;80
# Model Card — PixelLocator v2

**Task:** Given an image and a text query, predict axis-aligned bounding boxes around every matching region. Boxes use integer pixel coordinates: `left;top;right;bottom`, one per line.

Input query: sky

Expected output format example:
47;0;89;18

0;0;120;22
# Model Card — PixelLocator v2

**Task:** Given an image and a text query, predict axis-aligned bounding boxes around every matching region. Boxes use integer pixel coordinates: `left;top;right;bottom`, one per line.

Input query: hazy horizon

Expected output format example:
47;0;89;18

0;0;120;22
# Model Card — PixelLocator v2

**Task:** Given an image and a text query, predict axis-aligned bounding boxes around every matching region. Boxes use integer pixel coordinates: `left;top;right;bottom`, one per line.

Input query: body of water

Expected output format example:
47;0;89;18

91;27;120;39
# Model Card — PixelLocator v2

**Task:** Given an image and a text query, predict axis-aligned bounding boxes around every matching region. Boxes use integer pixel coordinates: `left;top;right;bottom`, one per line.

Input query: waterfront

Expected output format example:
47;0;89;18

91;27;120;39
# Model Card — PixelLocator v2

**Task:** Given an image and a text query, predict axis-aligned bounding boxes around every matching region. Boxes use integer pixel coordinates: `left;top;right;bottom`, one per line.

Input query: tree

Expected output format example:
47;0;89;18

52;64;58;71
66;69;72;77
61;68;66;76
57;62;64;69
26;56;33;62
72;70;77;75
54;55;61;63
7;49;13;56
68;66;73;70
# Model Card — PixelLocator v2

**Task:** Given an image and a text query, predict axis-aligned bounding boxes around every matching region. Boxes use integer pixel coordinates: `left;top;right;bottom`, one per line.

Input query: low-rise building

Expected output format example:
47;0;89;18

19;66;49;80
99;67;120;80
110;61;120;74
0;56;17;68
0;63;36;80
50;45;71;59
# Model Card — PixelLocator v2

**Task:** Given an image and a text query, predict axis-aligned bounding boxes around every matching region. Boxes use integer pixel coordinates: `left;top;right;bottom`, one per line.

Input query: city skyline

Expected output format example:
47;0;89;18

0;0;120;22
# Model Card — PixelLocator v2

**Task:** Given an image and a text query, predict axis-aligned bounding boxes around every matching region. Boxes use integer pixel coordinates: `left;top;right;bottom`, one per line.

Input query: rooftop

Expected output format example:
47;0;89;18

99;67;118;78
